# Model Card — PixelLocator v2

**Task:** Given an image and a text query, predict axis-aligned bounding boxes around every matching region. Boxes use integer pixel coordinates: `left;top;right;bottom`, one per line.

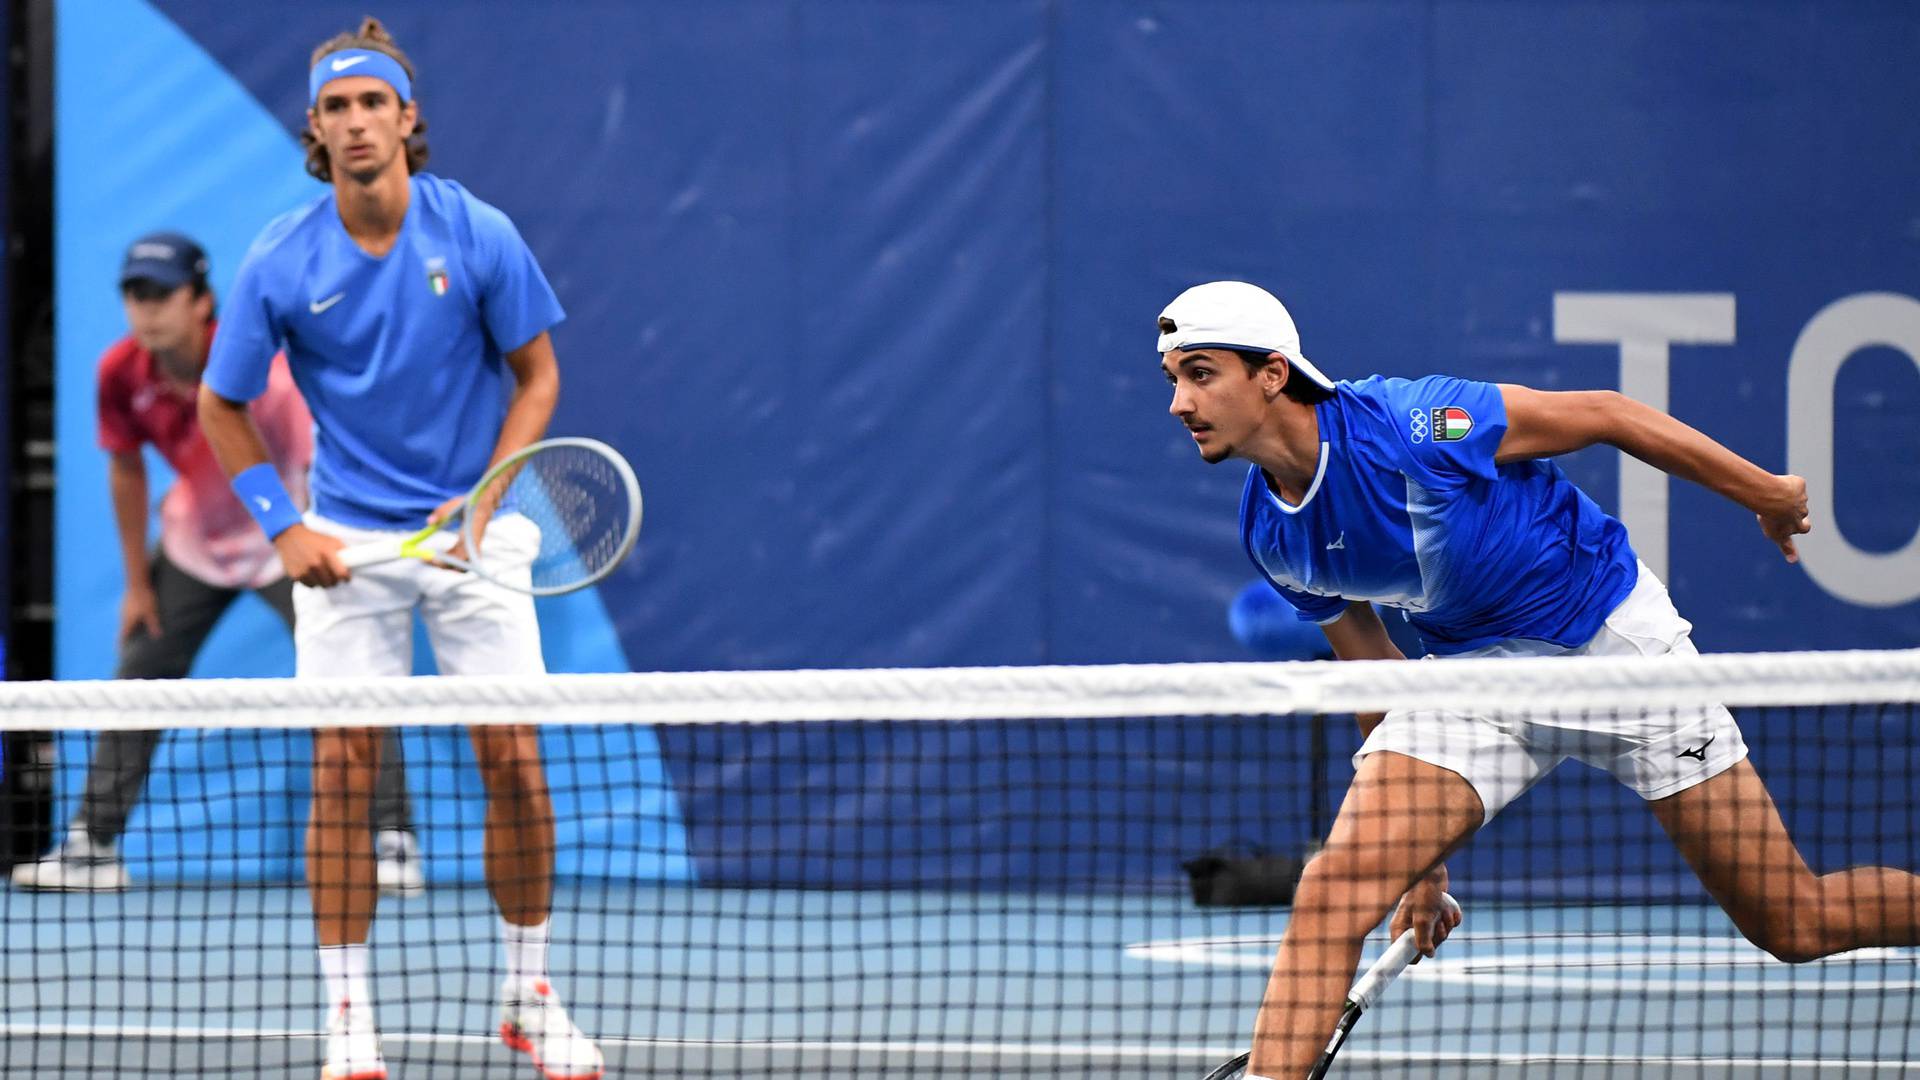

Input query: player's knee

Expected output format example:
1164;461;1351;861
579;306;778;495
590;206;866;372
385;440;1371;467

1749;875;1877;963
1737;910;1833;964
312;733;384;792
473;746;545;798
1753;931;1825;965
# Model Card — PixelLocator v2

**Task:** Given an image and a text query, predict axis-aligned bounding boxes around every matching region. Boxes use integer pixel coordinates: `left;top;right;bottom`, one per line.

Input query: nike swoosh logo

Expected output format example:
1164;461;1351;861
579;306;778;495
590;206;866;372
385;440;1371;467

309;293;346;314
252;495;272;512
330;55;370;73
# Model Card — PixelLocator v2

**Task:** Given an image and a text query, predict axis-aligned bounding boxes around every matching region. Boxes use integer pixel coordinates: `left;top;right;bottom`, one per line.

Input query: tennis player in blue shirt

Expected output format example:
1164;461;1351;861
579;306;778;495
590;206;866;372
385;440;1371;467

1158;281;1920;1079
198;19;600;1080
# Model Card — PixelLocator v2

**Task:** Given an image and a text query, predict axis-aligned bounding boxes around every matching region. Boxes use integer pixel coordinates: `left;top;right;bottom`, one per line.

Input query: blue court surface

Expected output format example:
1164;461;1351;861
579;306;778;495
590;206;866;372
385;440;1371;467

3;884;1914;1077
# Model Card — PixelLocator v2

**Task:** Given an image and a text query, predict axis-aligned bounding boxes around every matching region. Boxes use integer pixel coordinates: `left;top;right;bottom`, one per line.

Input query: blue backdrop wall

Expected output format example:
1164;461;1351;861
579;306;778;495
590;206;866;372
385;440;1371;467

49;1;1920;891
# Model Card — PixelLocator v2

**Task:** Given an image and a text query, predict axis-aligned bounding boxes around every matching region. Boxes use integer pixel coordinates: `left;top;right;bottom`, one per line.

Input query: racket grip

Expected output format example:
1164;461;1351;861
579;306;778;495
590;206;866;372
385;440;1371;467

337;540;401;569
1349;893;1460;1010
1349;932;1418;1011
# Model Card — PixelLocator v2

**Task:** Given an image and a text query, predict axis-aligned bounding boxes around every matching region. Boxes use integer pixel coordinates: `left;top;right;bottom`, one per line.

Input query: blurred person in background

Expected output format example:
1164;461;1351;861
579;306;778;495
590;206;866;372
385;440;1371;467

1229;579;1336;662
9;232;422;896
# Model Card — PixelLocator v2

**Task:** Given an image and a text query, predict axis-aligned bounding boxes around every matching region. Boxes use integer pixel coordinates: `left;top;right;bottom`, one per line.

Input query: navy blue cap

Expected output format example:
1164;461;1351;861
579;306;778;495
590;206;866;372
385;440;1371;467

119;231;209;290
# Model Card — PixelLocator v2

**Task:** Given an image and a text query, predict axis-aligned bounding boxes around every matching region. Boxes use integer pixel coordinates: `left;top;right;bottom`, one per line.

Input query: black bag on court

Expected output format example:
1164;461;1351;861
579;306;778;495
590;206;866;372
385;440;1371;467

1181;842;1305;907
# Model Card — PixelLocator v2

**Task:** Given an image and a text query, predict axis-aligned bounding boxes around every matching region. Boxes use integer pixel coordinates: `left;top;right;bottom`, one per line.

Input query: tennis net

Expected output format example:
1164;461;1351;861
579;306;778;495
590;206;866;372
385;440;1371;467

1;650;1916;1077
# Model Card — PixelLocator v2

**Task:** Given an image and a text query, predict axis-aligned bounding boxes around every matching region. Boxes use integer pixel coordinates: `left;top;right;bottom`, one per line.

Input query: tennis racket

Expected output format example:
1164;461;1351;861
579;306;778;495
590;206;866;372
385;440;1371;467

338;436;642;596
1202;893;1460;1080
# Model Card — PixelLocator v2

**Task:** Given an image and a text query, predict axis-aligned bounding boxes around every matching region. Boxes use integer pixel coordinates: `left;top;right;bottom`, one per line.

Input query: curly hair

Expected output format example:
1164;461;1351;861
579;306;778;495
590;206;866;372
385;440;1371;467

300;16;430;183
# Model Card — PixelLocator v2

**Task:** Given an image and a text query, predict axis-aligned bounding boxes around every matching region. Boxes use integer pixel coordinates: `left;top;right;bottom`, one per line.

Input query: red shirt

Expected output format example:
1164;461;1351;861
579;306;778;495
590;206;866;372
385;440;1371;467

96;323;312;589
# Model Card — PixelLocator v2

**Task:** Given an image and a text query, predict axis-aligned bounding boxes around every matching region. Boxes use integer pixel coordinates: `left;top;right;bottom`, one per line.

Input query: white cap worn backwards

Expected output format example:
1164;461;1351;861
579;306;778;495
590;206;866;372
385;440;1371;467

1156;280;1335;392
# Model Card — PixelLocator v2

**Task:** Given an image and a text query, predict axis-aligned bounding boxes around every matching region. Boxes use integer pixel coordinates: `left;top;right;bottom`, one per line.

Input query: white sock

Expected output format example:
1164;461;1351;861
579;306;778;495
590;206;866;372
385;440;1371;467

503;918;550;989
319;943;373;1011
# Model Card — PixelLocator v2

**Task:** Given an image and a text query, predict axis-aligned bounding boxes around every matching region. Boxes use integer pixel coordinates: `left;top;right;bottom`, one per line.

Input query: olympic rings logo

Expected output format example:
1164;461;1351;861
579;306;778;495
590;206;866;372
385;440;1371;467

1409;407;1429;444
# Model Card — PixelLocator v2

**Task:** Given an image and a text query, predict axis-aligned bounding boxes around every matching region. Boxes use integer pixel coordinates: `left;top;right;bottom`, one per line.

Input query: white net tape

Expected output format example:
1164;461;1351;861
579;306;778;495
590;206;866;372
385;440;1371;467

1;648;1916;730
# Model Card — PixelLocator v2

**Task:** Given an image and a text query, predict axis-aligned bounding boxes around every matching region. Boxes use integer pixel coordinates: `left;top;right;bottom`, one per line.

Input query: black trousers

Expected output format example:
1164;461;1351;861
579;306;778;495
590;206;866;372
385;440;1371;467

78;551;414;844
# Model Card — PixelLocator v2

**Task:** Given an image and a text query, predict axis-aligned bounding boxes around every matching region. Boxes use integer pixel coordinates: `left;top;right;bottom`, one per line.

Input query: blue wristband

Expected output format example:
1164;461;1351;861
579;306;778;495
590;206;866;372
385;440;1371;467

232;463;304;539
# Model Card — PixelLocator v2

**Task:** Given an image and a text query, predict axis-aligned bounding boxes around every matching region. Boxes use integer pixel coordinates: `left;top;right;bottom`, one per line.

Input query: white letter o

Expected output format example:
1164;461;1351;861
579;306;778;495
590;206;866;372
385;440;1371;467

1787;292;1920;607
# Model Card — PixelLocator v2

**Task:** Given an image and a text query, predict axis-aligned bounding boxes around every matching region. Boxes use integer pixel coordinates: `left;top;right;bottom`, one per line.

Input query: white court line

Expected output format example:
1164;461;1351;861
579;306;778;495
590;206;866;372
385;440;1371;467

1126;932;1920;994
3;1025;1917;1070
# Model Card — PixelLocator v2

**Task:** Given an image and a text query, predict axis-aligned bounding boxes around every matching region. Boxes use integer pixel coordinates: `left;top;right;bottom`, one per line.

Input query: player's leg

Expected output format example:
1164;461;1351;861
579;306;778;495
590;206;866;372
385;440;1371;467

295;571;413;948
91;555;237;837
274;574;381;932
1248;702;1557;1079
420;515;556;933
1649;757;1920;961
426;522;600;1078
1574;565;1920;960
423;513;601;1078
419;540;555;935
293;529;420;1080
267;574;426;898
14;554;235;890
309;727;389;942
465;724;553;923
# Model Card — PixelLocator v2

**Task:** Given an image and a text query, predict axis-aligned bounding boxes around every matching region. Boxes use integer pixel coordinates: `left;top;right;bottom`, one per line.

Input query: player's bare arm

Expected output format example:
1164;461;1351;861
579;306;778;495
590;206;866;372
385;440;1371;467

107;450;161;641
1319;601;1405;734
435;331;561;562
197;385;348;588
1496;385;1810;562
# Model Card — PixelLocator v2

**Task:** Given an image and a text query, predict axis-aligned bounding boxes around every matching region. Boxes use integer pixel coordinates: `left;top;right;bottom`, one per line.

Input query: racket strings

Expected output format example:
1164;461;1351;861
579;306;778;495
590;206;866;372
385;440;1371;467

506;447;635;588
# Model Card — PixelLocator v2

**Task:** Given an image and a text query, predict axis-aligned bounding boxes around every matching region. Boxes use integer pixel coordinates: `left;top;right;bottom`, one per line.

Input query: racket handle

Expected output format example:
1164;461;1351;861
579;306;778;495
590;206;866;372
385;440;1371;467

1348;931;1418;1010
1349;892;1460;1010
337;540;402;569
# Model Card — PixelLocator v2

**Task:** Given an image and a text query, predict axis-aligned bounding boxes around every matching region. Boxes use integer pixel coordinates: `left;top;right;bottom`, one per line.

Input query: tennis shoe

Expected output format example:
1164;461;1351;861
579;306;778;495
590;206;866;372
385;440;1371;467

375;829;425;898
320;1002;387;1080
9;829;129;891
500;979;604;1079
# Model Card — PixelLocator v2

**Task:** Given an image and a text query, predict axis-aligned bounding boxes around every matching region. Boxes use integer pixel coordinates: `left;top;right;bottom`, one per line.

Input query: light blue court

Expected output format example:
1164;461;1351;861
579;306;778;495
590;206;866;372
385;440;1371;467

3;886;1913;1077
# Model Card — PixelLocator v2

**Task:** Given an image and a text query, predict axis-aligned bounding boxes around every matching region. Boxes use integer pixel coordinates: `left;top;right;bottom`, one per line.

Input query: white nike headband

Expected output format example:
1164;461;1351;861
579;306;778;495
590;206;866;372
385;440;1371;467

309;49;412;106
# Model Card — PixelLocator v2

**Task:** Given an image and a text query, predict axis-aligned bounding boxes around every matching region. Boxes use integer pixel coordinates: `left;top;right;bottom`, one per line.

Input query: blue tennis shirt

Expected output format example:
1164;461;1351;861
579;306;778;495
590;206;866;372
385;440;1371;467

1240;375;1638;655
205;173;564;528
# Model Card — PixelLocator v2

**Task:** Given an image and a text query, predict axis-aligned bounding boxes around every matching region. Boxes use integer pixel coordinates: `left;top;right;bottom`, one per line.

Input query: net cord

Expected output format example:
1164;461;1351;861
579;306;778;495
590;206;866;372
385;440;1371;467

2;648;1915;730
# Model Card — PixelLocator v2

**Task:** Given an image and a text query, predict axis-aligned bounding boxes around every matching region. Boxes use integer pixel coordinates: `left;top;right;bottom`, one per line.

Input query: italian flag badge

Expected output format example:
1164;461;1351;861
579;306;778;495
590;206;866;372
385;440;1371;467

1431;406;1473;442
428;268;450;296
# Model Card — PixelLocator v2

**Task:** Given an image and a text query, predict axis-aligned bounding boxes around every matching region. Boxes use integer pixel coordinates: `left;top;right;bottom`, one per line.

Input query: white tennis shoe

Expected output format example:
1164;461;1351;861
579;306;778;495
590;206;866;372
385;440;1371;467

9;829;129;891
500;979;604;1079
320;1002;387;1080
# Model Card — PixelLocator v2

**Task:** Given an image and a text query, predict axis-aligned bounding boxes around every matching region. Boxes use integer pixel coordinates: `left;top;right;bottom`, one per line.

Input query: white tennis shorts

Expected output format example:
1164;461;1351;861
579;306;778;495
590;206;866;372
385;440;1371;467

293;511;547;679
1355;562;1747;824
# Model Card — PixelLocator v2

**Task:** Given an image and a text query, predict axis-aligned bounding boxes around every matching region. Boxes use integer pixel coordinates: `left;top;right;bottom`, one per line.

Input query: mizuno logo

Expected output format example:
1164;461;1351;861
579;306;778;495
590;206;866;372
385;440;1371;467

1326;532;1345;551
309;293;346;314
330;55;371;73
1677;736;1715;762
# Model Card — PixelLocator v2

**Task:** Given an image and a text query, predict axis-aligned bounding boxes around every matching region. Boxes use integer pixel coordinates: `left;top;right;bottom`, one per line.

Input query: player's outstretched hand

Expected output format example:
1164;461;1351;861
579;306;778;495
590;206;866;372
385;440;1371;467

1754;473;1811;563
274;523;351;588
1390;869;1461;960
